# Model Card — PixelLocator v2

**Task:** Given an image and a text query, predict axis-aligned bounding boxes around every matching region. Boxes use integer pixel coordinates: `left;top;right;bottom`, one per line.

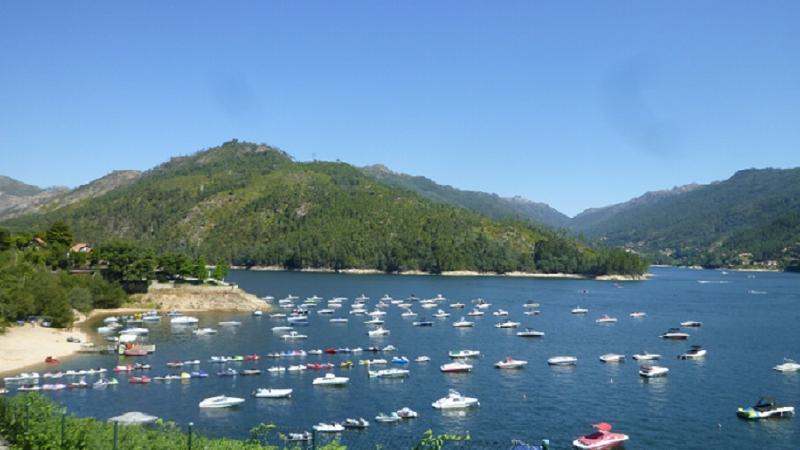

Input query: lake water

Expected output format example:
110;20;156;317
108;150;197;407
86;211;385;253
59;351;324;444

15;267;800;449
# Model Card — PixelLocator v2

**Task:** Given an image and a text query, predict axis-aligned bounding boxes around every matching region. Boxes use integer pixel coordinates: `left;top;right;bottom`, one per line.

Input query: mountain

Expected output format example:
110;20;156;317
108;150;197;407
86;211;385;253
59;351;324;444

568;168;800;268
1;140;646;276
0;171;141;221
361;165;571;228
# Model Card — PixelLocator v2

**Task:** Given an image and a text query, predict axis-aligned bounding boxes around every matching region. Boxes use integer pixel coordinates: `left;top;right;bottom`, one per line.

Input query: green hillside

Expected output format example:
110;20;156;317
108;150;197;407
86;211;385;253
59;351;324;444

2;140;645;276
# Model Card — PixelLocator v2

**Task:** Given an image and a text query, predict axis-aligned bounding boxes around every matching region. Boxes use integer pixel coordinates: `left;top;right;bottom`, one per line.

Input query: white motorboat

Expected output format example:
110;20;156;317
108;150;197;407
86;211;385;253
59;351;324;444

440;362;472;373
382;345;397;352
678;345;707;360
252;310;263;316
312;373;349;386
368;327;390;337
253;388;293;398
329;318;348;323
3;372;40;383
364;318;384;325
287;365;306;372
495;357;528;369
681;320;703;327
342;418;370;429
374;412;401;423
516;328;545;337
432;389;479;409
271;326;293;332
547;356;577;366
524;310;541;316
493;309;509;317
317;309;335;315
629;312;647;318
368;310;387;317
368;368;410;378
737;397;796;420
433;309;450;319
401;310;418;318
660;328;690;339
269;313;287;319
599;354;625;363
571;306;589;314
448;350;480;358
120;327;149;335
359;359;388;366
452;317;474;327
198;395;245;408
170;316;199;325
267;366;286;373
396;407;418;418
415;356;431;363
639;365;669;377
774;358;800;372
218;321;242;327
281;331;308;340
523;302;540;309
632;352;662;361
467;309;484;316
595;315;617;324
313;422;344;432
495;320;520;329
193;328;218;336
474;299;491;309
450;302;465;309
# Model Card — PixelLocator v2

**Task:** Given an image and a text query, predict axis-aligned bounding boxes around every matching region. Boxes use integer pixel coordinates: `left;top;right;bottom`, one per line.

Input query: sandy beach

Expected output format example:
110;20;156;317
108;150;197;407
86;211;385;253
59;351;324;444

0;324;88;375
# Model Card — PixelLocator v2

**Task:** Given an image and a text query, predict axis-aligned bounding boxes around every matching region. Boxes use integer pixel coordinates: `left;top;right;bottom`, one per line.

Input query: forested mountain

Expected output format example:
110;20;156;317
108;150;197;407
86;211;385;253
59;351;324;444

361;165;571;229
569;168;800;268
1;140;646;276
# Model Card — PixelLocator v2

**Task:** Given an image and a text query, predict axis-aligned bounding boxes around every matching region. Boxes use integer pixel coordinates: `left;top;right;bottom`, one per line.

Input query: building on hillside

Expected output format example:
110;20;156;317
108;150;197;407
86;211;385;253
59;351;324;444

70;243;92;253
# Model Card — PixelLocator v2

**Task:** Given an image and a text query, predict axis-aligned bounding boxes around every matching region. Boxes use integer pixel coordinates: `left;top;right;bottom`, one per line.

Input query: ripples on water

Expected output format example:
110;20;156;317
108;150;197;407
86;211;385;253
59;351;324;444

16;267;800;449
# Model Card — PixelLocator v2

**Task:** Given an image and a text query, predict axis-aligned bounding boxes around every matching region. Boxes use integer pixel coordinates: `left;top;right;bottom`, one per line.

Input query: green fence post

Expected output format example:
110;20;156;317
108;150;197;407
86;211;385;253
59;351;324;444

60;408;67;448
187;422;194;450
113;421;118;450
312;429;317;450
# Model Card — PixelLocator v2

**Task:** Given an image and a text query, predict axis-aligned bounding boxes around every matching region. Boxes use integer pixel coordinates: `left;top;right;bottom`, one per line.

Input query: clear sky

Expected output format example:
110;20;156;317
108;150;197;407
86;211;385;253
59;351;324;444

1;1;798;216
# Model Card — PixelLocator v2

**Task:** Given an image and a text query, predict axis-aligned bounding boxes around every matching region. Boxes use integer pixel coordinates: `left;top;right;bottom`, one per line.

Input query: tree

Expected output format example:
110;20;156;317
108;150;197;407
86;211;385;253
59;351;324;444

212;260;229;281
45;221;73;247
193;256;208;281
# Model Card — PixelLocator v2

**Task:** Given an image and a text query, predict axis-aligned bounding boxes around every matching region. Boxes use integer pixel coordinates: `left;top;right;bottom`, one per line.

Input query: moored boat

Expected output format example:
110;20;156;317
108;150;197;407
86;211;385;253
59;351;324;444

517;328;545;337
572;422;629;449
660;328;689;339
737;397;795;420
678;345;707;360
599;354;625;363
253;388;292;398
547;356;577;366
440;362;472;373
495;357;528;369
432;389;479;409
639;364;669;377
199;395;245;408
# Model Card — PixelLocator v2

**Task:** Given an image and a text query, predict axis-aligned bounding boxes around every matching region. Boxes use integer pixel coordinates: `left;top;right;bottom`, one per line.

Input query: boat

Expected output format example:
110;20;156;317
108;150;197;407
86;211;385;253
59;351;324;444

524;310;541;316
448;350;480;358
252;310;263;316
495;357;528;369
17;384;41;392
678;345;707;360
287;365;306;372
599;354;626;363
67;379;89;389
517;328;545;337
639;365;669;377
313;422;345;432
415;356;431;363
681;320;703;327
286;432;312;442
433;309;450;319
199;395;245;408
340;360;353;368
281;331;308;340
432;389;479;409
493;309;509;317
45;356;59;364
306;363;335;370
128;376;151;384
119;327;149;335
271;326;293;333
401;310;418;318
374;412;401;423
547;356;577;366
193;328;218;336
368;327;390;337
629;312;647;318
774;358;800;372
467;309;484;316
217;368;238;377
253;388;292;398
495;320;521;328
571;306;589;314
595;315;618;324
450;302;465;309
190;371;208;378
269;313;287;319
42;383;67;391
440;362;472;373
240;369;262;376
523;302;540;309
412;320;433;327
317;309;335;315
368;368;410;378
632;352;661;361
737;397;795;420
267;366;286;373
312;373;349;386
329;318;349;323
359;359;388;366
452;317;474;328
170;316;199;325
396;407;418;418
391;356;410;364
660;328;690;339
572;422;629;449
474;298;491;309
342;418;370;429
364;318;384;325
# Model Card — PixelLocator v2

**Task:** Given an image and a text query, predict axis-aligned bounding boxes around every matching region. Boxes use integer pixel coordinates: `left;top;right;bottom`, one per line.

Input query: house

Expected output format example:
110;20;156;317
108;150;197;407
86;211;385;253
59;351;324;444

70;243;92;253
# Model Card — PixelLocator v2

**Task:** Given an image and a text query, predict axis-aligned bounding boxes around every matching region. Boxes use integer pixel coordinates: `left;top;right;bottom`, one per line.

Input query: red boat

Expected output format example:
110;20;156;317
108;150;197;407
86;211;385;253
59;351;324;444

306;363;334;370
244;354;260;361
324;348;337;354
113;364;134;373
572;423;629;449
124;348;148;356
45;356;60;364
128;376;151;384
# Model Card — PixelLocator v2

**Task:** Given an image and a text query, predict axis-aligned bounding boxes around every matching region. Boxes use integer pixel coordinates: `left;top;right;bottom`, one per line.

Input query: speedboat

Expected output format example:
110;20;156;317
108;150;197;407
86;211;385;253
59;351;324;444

313;422;344;432
374;412;401;423
517;328;545;337
660;328;689;339
493;309;509;317
368;327;390;337
128;376;151;384
199;395;245;408
271;326;293;333
401;310;418;318
287;365;307;372
396;407;418;418
639;365;669;377
572;422;629;449
495;357;528;369
474;298;491;309
190;371;208;378
359;359;388;366
4;372;40;383
42;383;67;391
629;312;647;318
18;384;41;392
432;389;479;409
342;418;370;429
467;309;484;317
269;313;287;319
240;369;262;376
433;309;450;319
317;309;335;315
450;302;465;309
452;317;474;328
287;432;312;442
678;345;707;360
448;350;480;358
329;318;348;323
281;331;308;340
415;356;431;363
368;368;410;378
312;373;349;386
524;310;541;316
217;368;238;377
253;388;292;398
571;306;589;314
391;356;410;364
218;321;242;327
774;358;800;372
737;397;795;420
681;320;703;327
632;352;661;361
193;328;218;336
595;315;617;324
252;310;263;316
599;354;625;363
364;318;384;325
267;366;286;373
495;320;521;328
547;356;577;366
440;362;472;373
523;302;540;309
170;316;199;325
413;320;434;327
340;360;354;368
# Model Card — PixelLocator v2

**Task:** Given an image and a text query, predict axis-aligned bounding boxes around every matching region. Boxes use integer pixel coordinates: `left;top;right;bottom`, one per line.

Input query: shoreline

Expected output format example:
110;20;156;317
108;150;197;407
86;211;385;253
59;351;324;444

234;265;649;281
0;323;89;378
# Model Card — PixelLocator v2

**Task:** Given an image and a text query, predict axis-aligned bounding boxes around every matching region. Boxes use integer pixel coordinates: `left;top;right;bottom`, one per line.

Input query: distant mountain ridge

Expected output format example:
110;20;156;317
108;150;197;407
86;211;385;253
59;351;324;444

360;164;571;229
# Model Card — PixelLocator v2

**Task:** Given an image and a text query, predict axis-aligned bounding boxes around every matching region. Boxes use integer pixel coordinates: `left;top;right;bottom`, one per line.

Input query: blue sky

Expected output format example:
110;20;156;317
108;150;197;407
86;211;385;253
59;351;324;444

1;1;798;216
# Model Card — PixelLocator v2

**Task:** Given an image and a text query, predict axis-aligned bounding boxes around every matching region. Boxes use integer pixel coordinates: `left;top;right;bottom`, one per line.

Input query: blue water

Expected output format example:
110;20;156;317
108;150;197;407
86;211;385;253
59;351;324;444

10;267;800;449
